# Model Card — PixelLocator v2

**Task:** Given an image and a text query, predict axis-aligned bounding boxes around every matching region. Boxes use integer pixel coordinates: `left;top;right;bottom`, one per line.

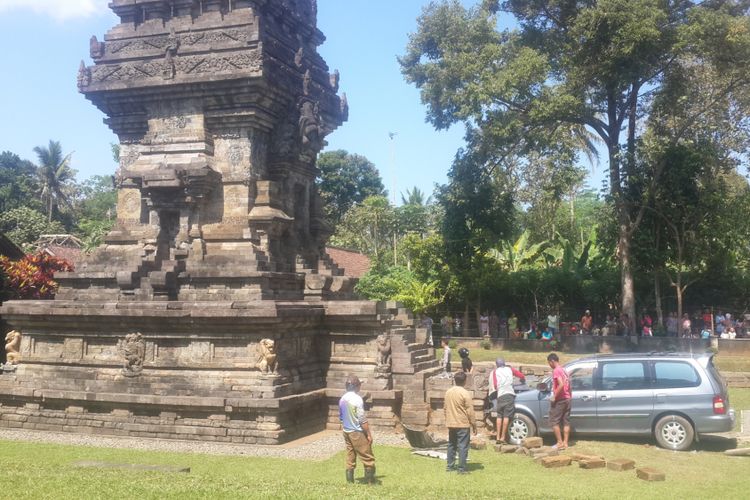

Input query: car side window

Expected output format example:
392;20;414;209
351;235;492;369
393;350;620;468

653;361;701;389
569;366;595;391
600;362;648;391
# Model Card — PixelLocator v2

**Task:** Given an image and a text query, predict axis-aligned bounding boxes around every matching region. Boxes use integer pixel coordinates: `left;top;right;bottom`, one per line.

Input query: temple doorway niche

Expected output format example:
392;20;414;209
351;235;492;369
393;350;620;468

156;210;180;261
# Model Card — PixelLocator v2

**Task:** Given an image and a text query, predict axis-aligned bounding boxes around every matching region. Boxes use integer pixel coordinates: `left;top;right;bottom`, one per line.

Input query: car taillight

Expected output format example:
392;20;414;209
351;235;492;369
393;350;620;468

713;396;726;415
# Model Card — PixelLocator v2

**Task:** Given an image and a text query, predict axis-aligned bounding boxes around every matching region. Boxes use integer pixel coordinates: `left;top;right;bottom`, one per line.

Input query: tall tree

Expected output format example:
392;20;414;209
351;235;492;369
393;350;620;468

0;151;40;213
33;140;75;223
316;150;386;226
329;195;396;260
401;0;750;332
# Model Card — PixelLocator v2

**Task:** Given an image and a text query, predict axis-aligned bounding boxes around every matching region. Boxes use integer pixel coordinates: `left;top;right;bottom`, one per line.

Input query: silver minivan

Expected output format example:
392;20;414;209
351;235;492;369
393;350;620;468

509;352;736;450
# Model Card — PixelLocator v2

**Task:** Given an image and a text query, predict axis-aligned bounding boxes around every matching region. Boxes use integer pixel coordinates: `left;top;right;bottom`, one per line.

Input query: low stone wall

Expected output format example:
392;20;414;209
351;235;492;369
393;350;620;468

450;336;715;354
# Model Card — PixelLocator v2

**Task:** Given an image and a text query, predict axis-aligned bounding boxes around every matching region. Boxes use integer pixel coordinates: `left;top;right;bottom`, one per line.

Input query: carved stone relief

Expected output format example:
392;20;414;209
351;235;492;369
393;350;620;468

4;330;22;365
118;332;146;377
375;334;391;378
256;338;278;375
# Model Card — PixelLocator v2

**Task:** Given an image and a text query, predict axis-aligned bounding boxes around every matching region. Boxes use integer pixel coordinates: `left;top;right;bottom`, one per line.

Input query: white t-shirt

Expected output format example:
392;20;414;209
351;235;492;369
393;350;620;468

488;367;514;397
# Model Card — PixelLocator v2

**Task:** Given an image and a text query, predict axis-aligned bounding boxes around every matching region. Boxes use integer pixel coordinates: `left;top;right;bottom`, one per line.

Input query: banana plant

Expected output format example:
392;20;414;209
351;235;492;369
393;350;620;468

487;230;548;272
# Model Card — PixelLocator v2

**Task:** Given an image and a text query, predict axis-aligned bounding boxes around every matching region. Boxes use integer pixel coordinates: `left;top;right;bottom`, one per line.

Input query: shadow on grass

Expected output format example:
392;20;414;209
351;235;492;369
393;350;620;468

567;434;738;453
465;462;486;472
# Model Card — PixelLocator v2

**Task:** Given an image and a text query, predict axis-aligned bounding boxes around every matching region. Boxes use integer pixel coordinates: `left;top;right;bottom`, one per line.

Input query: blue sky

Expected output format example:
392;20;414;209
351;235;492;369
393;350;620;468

0;1;602;202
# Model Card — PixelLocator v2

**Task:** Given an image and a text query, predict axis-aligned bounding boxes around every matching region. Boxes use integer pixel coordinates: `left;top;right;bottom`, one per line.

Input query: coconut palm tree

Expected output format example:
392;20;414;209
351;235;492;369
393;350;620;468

33;140;74;223
400;186;432;206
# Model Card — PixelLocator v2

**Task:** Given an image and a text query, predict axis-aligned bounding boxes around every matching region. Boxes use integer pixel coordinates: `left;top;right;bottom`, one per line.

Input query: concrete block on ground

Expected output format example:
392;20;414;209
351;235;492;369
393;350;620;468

541;455;572;468
636;467;666;481
607;458;636;471
515;446;527;455
500;444;520;453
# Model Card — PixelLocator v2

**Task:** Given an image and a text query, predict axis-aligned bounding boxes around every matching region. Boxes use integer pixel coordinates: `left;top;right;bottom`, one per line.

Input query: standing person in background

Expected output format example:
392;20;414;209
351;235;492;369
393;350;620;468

489;311;500;337
421;315;434;346
444;371;477;474
441;337;452;374
547;353;571;450
454;315;462;336
715;311;726;337
479;312;490;337
681;314;692;338
507;313;518;339
702;309;713;333
339;376;376;484
580;310;593;335
441;315;452;337
666;312;679;337
547;311;559;337
498;312;508;338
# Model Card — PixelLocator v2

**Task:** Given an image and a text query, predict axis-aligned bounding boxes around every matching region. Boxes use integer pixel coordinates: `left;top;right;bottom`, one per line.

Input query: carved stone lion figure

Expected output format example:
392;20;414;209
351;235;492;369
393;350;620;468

5;330;22;365
118;332;146;376
376;334;391;370
257;338;278;375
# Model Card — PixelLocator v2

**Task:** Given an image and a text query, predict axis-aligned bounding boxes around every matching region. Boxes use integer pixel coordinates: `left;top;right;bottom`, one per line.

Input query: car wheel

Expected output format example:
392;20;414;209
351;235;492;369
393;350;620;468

508;413;537;445
654;414;694;451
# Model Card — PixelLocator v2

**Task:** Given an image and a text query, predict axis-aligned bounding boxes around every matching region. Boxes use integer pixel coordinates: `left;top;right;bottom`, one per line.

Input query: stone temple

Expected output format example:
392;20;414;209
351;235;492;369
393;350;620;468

0;0;441;444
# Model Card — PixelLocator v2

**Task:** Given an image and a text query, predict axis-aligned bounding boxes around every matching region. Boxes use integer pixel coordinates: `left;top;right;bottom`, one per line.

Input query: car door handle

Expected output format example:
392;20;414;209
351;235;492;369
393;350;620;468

580;395;592;402
600;395;610;401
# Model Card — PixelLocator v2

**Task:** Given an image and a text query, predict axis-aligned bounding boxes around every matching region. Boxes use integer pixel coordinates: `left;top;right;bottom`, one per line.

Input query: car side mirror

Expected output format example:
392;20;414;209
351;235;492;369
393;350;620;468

537;382;549;392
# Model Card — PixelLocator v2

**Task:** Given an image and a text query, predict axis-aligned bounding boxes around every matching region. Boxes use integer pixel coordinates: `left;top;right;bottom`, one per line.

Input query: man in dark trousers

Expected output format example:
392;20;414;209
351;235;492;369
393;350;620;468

339;375;376;484
444;371;477;474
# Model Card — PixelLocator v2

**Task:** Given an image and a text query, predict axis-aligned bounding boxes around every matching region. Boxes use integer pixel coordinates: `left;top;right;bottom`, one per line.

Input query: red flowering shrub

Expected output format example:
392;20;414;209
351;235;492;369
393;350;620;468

0;253;74;300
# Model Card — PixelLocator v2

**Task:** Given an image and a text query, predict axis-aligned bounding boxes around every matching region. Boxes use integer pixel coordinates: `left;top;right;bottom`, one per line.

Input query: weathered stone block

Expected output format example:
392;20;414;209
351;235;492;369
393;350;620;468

541;455;572;468
570;453;605;462
579;458;606;469
522;437;544;449
470;439;487;450
530;446;558;457
607;458;636;471
636;467;666;481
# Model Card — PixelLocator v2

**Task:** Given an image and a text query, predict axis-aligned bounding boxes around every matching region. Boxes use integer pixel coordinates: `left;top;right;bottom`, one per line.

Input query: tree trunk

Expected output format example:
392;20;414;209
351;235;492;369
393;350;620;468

607;93;636;335
619;226;637;335
654;271;663;328
676;282;683;333
463;301;470;337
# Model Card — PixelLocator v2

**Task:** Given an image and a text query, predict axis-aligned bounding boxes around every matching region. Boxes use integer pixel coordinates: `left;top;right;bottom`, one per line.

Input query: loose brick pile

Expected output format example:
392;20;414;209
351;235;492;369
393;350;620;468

493;437;666;481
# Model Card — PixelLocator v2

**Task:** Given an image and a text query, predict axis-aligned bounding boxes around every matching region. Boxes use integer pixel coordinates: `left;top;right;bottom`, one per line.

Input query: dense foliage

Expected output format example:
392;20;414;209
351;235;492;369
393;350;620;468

0;142;116;250
0;253;73;300
399;0;750;332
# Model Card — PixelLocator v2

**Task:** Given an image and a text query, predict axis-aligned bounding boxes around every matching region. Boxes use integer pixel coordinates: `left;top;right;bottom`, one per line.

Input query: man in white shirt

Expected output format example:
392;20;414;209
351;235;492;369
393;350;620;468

339;375;376;484
488;358;525;443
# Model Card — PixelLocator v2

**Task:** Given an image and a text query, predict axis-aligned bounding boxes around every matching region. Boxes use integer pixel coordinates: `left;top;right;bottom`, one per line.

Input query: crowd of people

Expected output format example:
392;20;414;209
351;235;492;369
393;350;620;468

421;308;750;341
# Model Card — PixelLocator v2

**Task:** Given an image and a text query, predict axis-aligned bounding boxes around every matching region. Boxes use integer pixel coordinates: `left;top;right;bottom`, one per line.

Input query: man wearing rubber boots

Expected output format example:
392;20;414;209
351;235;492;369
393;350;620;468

339;375;377;484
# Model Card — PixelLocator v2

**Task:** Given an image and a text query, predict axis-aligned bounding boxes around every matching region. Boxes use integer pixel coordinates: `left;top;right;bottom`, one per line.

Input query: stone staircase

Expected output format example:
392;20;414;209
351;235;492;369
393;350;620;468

376;303;442;431
295;252;356;299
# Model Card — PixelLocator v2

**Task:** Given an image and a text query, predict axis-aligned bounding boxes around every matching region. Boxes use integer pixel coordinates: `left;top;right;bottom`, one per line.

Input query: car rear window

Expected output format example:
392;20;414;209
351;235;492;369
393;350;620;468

600;362;648;390
653;361;700;389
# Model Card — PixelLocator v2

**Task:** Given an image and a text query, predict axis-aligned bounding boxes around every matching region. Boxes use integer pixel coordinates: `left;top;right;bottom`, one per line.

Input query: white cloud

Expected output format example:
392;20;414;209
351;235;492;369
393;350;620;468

0;0;108;21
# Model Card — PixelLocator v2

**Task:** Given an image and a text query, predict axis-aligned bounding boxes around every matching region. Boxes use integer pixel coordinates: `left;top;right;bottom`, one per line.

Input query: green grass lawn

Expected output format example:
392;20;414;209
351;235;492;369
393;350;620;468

0;430;748;499
443;347;750;372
